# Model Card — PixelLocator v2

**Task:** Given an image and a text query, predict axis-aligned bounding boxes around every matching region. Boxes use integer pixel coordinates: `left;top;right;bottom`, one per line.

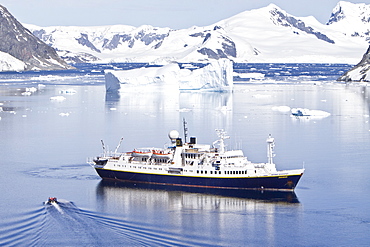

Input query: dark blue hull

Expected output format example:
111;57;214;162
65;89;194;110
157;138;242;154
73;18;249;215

95;168;303;191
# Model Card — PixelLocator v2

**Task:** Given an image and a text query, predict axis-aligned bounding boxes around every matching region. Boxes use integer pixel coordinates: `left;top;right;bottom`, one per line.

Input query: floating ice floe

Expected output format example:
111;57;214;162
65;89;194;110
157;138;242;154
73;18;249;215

21;91;32;96
178;108;192;112
59;89;77;94
271;106;291;112
38;84;46;89
105;59;233;92
50;96;66;101
252;94;271;99
234;72;265;81
291;108;331;119
21;87;38;96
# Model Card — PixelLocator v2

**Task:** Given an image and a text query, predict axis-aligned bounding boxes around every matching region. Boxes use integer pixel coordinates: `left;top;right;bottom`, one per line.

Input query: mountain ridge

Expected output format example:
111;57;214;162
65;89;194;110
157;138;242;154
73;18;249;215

0;4;74;71
2;1;369;68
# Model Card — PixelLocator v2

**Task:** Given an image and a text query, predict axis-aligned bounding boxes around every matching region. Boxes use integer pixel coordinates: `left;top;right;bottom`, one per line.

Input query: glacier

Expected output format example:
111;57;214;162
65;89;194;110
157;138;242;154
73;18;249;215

105;59;233;92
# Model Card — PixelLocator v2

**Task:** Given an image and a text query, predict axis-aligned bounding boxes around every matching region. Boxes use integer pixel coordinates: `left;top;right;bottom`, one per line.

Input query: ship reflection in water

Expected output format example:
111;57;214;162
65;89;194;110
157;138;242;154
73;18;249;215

96;180;300;213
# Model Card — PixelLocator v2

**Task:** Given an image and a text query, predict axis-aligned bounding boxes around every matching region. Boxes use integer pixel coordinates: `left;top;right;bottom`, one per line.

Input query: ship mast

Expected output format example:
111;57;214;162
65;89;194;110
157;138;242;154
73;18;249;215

183;118;188;143
266;135;275;164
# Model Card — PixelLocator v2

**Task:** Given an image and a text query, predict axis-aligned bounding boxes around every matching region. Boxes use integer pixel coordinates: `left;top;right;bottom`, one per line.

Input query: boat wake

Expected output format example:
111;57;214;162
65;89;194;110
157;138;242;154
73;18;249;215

0;199;208;246
24;164;99;181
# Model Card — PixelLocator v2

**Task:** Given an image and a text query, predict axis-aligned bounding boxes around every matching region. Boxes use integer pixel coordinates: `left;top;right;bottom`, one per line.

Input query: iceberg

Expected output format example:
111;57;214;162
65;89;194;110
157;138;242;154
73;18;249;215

105;59;233;92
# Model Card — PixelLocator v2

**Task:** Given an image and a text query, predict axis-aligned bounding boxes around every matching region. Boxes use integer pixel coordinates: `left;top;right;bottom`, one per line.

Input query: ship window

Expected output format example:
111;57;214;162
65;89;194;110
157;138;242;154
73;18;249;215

219;171;221;174
210;171;212;174
197;170;199;174
205;171;207;174
201;170;203;174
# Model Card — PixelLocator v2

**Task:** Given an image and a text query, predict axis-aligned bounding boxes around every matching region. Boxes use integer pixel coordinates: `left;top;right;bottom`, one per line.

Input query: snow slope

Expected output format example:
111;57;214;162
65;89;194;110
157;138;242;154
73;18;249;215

22;1;370;64
0;51;25;71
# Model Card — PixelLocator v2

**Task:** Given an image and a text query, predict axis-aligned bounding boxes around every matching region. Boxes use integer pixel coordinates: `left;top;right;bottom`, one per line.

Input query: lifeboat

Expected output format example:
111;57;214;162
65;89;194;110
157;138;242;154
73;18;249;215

152;149;173;159
132;149;152;157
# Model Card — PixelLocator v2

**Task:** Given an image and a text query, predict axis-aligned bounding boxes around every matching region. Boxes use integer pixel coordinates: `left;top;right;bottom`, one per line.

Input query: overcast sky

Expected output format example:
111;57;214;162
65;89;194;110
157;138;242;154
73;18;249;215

1;0;369;28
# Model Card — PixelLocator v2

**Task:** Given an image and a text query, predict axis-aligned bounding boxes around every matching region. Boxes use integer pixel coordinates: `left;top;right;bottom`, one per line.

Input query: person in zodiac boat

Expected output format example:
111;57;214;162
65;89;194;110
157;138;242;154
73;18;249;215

47;197;58;204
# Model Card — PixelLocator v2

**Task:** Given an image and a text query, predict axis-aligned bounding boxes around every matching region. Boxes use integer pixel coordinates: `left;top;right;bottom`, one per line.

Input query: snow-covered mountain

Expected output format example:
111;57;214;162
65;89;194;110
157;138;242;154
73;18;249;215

23;1;370;65
327;1;370;41
0;4;73;71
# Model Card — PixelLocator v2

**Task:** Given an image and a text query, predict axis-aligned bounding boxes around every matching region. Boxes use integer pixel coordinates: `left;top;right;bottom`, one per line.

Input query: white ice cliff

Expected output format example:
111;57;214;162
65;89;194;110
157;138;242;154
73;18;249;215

105;59;233;92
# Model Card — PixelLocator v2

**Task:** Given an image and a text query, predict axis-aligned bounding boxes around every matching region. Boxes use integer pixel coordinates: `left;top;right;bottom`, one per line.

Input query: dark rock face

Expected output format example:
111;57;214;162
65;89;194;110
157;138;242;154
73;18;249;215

270;7;335;44
337;46;370;82
76;34;101;53
195;28;236;60
327;6;345;25
102;32;169;50
0;4;73;70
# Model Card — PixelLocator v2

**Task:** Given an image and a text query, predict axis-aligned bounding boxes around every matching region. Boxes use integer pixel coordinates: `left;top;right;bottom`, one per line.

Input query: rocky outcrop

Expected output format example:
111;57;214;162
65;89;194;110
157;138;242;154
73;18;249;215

0;4;73;70
269;6;335;44
337;46;370;82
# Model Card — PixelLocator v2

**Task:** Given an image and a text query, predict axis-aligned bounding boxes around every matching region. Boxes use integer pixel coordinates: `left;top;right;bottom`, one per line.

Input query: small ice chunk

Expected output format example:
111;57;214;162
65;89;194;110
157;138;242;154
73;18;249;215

26;87;37;93
252;94;271;99
178;108;192;112
21;91;32;96
50;96;66;101
59;89;77;94
271;106;291;112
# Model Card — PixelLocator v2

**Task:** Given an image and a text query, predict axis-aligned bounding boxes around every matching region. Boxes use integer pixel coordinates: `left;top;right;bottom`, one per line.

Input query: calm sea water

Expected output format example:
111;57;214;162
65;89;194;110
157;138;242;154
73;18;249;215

0;63;369;246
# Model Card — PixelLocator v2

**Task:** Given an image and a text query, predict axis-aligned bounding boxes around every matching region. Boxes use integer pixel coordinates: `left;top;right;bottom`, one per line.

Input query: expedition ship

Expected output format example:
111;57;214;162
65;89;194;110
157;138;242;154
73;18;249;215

90;129;304;191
